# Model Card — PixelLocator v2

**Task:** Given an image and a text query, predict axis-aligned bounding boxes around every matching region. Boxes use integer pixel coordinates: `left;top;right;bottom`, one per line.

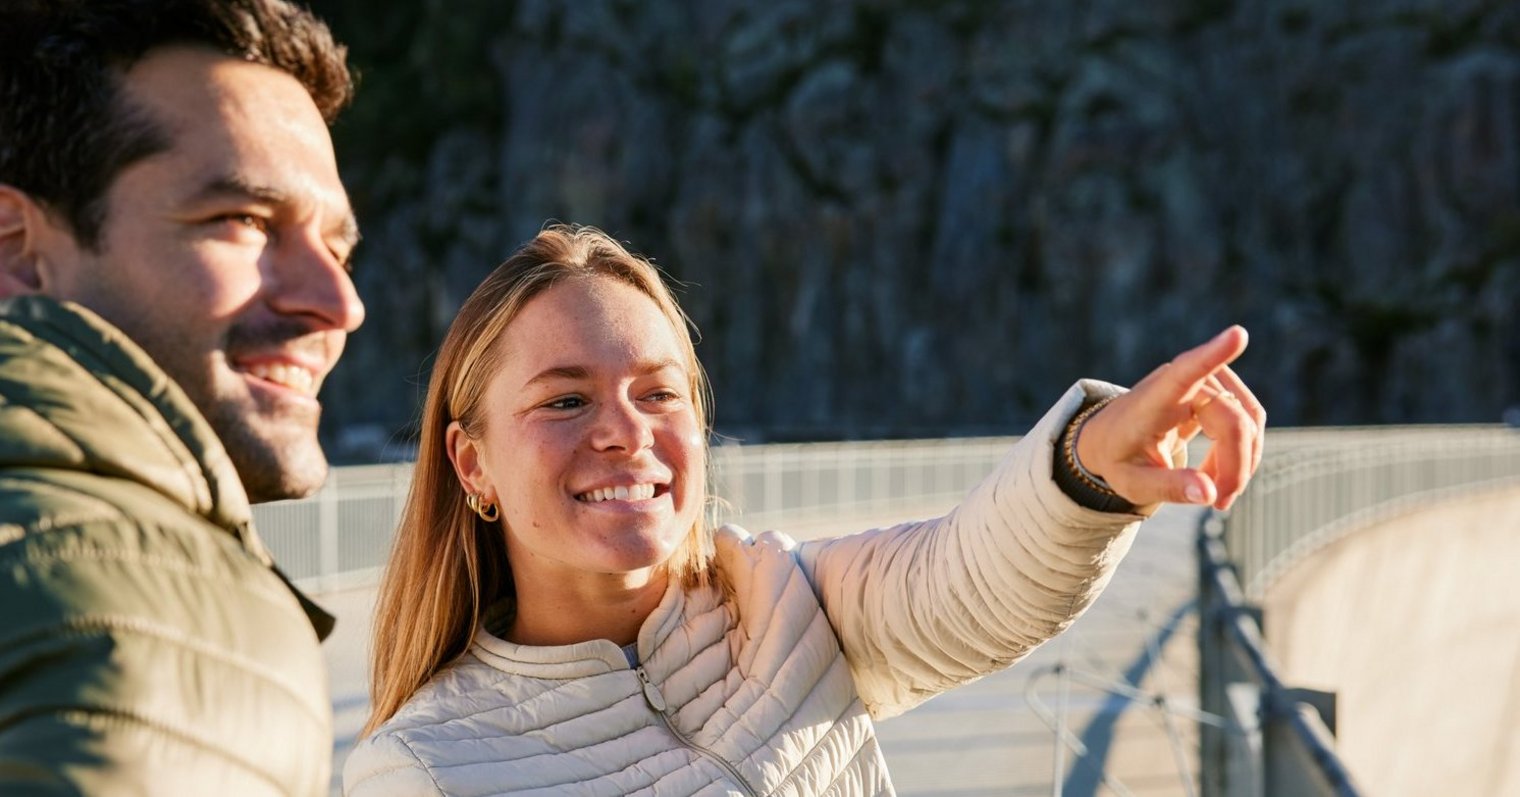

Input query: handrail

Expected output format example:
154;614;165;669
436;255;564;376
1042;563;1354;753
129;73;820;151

257;426;1520;594
1198;513;1362;797
1222;425;1520;599
1202;423;1520;796
258;426;1518;793
253;435;1019;591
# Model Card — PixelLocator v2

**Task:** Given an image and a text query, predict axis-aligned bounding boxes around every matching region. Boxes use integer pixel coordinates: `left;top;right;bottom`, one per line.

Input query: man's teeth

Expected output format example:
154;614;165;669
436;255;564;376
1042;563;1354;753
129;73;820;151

578;484;658;503
245;363;315;395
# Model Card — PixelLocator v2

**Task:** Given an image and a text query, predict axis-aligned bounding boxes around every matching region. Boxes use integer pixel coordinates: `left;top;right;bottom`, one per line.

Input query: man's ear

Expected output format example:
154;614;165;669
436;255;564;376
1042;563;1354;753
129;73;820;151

0;185;48;297
446;420;495;501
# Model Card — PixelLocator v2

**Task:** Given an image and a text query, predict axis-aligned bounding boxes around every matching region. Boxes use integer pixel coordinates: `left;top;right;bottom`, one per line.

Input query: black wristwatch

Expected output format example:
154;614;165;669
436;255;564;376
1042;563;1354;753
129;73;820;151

1052;395;1139;514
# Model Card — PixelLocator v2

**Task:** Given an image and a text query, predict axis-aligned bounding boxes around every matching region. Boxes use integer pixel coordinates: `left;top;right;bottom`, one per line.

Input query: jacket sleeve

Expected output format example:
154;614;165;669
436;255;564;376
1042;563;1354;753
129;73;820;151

344;732;444;797
0;513;332;796
0;644;121;797
794;380;1146;720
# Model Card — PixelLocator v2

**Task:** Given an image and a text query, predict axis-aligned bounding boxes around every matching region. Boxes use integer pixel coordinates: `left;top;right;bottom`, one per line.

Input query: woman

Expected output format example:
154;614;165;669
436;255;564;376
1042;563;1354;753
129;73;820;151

344;224;1263;796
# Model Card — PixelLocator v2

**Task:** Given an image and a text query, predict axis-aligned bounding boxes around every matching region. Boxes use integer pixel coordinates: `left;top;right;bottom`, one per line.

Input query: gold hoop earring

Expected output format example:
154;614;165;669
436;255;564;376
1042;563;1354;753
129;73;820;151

466;492;500;522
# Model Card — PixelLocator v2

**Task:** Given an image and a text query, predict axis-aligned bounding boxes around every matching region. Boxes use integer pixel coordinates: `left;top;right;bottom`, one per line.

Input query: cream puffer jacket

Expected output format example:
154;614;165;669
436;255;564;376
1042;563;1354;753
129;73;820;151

344;381;1143;797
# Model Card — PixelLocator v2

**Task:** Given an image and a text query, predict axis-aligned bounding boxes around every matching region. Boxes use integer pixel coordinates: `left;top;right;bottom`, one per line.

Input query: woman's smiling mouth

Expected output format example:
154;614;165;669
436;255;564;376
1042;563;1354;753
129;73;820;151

575;483;668;503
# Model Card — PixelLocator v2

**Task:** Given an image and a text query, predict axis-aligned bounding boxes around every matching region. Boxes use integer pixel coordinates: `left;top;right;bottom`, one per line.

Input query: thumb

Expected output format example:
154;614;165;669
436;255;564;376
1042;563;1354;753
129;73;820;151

1108;464;1218;508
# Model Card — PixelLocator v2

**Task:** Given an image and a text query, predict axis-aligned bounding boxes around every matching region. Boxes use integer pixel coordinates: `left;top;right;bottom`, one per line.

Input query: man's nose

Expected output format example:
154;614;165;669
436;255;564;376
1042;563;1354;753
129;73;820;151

267;229;365;332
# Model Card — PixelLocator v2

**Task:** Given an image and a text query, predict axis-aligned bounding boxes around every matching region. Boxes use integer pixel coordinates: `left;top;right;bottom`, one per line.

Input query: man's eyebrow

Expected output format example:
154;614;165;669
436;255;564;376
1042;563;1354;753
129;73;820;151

187;174;289;206
187;174;361;250
333;214;362;252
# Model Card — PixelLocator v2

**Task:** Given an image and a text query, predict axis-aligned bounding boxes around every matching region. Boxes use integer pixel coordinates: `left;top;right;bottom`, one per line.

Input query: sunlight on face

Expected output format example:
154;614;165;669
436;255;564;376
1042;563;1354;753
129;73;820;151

41;47;363;500
468;276;705;589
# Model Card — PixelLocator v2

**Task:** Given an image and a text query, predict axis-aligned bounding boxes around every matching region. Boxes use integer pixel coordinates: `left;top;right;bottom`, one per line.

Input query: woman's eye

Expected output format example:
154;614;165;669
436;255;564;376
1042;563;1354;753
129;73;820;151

643;390;681;404
546;396;586;410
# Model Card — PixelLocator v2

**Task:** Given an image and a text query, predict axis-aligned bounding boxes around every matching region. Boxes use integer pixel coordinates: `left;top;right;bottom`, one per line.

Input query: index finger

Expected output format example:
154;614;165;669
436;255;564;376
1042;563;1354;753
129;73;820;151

1143;326;1250;410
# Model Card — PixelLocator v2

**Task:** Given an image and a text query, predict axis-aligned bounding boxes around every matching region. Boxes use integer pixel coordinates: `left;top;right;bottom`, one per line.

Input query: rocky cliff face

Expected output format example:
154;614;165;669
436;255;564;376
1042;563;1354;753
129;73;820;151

311;0;1520;459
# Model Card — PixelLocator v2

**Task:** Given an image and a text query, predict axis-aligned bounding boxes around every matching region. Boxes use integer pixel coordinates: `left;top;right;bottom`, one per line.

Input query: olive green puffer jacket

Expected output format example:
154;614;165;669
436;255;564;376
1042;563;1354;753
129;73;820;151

0;296;334;796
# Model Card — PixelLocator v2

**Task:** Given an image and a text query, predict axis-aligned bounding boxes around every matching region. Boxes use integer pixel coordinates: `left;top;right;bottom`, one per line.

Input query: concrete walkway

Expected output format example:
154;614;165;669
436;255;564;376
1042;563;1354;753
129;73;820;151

315;504;1206;796
872;504;1206;797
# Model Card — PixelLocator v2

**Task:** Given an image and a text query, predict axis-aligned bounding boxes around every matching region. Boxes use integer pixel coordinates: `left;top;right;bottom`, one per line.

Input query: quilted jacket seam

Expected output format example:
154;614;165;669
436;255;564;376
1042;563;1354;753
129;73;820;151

0;615;327;726
660;628;735;719
734;608;836;740
0;705;288;793
817;735;879;797
763;692;863;794
426;722;651;770
406;678;639;744
392;733;446;795
1;539;297;609
13;313;208;495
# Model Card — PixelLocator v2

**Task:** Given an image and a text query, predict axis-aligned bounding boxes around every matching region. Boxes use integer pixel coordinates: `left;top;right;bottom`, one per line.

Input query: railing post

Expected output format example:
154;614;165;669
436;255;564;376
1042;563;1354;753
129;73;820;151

1200;517;1227;797
1281;688;1336;735
1263;693;1348;797
1200;516;1266;797
318;474;339;592
1225;682;1264;797
764;447;781;519
1202;504;1368;797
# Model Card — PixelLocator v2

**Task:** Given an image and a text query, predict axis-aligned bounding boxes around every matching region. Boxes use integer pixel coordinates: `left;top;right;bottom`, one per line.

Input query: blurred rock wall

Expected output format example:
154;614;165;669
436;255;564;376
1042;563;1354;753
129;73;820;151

312;0;1520;457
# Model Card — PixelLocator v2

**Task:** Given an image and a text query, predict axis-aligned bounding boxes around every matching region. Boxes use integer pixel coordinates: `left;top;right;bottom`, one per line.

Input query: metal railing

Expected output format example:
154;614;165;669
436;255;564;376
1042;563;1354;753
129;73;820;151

258;425;1520;794
253;435;1019;592
707;435;1014;534
255;463;415;592
1199;424;1520;796
1199;513;1362;797
1221;425;1520;600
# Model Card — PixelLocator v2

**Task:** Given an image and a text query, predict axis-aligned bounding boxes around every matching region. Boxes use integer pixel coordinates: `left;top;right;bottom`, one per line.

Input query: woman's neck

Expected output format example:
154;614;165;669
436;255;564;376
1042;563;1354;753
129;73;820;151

505;566;669;648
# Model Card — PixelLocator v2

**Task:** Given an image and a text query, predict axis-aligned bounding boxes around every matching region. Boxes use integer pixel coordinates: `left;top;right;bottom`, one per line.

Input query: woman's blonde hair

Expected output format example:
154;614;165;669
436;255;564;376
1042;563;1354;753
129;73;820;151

362;224;713;736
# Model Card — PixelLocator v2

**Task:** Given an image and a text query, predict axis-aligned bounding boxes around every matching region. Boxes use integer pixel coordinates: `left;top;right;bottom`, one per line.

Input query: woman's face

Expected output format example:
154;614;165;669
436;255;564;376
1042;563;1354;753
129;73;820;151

454;276;705;586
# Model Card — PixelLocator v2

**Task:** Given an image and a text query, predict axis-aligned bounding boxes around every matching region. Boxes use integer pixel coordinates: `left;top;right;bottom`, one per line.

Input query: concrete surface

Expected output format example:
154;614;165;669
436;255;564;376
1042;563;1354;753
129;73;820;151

1263;486;1520;797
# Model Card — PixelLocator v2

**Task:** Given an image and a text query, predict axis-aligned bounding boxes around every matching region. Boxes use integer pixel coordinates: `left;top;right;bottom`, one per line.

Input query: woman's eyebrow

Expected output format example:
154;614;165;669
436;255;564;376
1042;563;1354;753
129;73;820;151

523;359;684;388
523;365;589;388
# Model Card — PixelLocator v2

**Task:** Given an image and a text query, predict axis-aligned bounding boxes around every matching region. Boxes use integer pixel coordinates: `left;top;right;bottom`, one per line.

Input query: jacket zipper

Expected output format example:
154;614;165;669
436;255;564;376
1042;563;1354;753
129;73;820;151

635;665;760;797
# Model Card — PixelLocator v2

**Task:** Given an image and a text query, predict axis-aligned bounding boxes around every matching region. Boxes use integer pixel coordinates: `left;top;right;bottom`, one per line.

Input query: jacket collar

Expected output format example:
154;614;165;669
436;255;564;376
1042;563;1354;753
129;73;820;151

0;296;254;533
0;296;335;639
470;577;699;677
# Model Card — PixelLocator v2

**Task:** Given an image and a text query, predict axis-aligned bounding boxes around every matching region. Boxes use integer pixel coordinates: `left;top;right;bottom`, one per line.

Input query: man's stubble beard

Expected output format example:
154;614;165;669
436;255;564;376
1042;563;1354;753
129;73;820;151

151;324;334;505
204;393;330;504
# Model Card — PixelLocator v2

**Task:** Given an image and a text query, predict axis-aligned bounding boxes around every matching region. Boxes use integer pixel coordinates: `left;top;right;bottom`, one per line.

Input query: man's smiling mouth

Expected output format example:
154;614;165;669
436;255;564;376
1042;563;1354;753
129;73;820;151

241;362;317;396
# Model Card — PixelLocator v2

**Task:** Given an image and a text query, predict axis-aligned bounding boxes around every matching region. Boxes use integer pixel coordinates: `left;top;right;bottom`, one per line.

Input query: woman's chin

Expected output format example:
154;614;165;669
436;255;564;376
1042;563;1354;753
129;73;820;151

598;545;682;578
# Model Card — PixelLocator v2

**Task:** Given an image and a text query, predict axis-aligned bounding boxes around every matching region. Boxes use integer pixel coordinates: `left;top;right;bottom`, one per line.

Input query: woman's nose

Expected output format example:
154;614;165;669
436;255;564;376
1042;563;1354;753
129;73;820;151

589;398;654;453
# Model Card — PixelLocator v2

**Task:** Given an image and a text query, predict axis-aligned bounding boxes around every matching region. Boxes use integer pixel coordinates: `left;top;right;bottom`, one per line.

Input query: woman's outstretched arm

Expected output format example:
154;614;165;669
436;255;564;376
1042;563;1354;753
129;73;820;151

794;327;1263;719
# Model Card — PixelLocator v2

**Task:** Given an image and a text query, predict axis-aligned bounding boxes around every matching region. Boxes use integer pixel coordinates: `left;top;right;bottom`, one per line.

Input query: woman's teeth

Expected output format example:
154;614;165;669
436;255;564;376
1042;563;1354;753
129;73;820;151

577;484;657;503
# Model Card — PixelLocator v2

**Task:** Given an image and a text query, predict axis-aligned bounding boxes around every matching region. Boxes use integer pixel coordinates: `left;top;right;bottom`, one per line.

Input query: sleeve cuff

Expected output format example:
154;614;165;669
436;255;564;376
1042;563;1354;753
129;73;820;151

1052;393;1139;514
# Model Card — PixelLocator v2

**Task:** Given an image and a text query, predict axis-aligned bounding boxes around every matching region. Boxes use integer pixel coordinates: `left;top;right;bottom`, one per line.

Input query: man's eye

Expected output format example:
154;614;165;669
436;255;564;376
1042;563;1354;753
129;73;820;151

215;214;268;232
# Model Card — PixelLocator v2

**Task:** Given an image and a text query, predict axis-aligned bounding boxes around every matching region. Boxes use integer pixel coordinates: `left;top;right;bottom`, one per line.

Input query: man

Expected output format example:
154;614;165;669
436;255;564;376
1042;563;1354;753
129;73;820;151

0;1;362;792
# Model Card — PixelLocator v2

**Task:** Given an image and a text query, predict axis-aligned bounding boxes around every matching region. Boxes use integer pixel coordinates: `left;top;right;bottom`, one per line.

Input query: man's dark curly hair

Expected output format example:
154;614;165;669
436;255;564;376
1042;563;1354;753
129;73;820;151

0;0;353;249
